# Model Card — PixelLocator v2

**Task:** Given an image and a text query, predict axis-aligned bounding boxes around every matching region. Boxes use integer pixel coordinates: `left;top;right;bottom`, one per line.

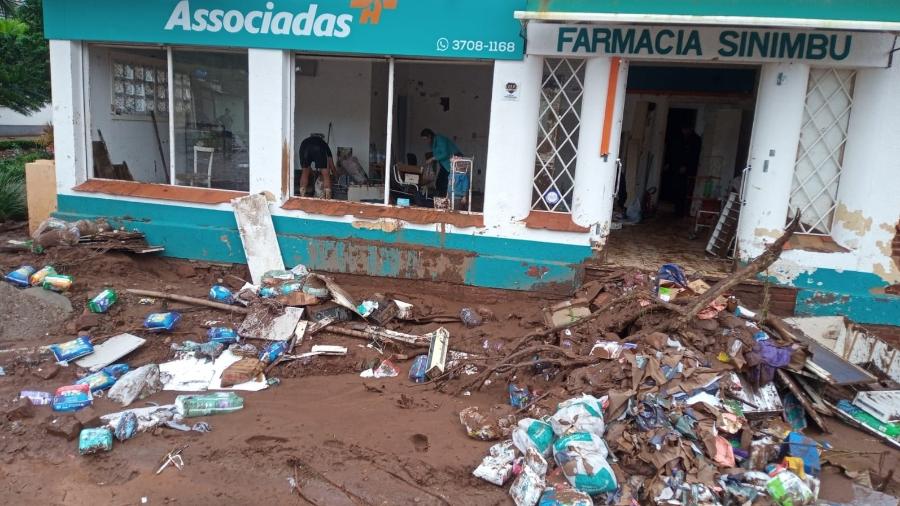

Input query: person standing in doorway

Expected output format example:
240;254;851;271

671;125;702;217
421;128;462;198
297;133;335;199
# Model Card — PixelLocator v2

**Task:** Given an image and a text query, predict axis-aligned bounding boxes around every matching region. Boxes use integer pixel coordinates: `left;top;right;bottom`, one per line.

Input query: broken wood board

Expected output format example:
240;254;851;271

238;306;303;341
783;316;883;385
310;274;363;316
75;333;145;372
232;194;284;285
160;350;267;392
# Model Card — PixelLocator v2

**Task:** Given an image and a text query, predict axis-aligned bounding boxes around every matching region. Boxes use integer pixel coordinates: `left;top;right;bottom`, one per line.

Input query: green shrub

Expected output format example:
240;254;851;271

0;168;26;220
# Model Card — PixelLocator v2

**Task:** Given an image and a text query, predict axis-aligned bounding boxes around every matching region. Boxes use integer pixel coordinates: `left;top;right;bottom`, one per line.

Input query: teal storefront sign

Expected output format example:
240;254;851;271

44;0;526;60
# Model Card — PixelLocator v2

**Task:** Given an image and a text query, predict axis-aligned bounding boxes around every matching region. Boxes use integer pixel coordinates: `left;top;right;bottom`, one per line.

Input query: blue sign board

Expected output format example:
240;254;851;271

44;0;526;60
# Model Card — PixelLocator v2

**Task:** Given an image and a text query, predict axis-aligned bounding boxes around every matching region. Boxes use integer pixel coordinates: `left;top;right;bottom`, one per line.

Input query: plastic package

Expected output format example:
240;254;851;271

75;364;130;393
538;486;594;506
360;359;400;378
79;428;113;455
460;307;483;327
50;336;94;363
510;448;548;506
208;285;235;304
550;394;606;437
107;364;163;407
473;440;517;486
259;341;287;365
766;470;814;506
409;355;428;383
552;432;617;494
30;266;56;286
143;312;181;331
207;327;239;345
88;288;118;313
42;274;73;292
20;390;52;405
4;266;36;287
509;384;531;408
52;384;93;412
512;418;555;456
114;412;138;441
176;392;244;418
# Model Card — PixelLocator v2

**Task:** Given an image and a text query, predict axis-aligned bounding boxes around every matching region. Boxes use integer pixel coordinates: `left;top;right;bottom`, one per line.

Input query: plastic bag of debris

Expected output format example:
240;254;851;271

512;418;555;457
459;406;517;441
108;364;163;407
473;440;517;486
549;394;605;437
537;486;593;506
510;448;548;506
766;470;815;506
552;432;617;495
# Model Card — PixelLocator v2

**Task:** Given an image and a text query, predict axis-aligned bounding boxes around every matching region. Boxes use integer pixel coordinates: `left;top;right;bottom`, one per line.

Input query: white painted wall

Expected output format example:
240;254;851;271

397;61;494;192
49;40;87;193
248;48;292;200
736;62;809;259
572;57;629;241
294;58;372;173
87;45;170;183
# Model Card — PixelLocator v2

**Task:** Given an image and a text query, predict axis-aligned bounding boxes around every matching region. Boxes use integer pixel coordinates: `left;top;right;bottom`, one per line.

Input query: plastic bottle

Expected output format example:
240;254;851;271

208;285;235;304
88;288;118;313
175;392;244;418
259;341;287;364
207;327;239;345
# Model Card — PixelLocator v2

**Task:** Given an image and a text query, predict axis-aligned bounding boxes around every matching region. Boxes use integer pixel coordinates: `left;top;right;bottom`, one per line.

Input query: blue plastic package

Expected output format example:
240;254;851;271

409;355;428;383
259;341;287;364
207;327;239;345
75;364;130;393
49;336;94;363
786;432;821;476
79;427;113;454
52;384;93;412
209;285;235;304
4;266;36;287
144;311;181;331
114;412;138;441
509;384;531;408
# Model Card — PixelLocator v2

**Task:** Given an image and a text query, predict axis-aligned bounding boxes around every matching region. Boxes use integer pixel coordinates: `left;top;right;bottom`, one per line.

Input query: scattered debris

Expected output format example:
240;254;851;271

74;333;145;372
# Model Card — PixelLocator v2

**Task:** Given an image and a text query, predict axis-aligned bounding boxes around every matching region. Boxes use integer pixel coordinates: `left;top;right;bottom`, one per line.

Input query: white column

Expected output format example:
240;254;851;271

571;57;629;241
49;40;87;193
736;63;809;259
832;63;900;262
248;48;292;200
483;55;544;227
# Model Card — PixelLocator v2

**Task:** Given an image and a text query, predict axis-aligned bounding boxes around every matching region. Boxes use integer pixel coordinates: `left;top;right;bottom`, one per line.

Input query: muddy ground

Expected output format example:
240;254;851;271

1;231;898;505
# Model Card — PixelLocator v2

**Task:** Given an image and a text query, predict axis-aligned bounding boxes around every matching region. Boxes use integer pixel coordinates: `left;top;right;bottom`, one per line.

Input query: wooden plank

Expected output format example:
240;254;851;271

25;160;58;235
231;194;284;285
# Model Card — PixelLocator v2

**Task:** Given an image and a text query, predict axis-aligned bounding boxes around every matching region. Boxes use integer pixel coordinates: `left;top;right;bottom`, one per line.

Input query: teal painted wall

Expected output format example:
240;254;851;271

526;0;900;22
56;194;589;293
758;268;900;326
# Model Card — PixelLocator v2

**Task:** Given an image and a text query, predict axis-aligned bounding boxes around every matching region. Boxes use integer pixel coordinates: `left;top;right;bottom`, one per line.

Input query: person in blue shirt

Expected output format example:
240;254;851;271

421;128;467;205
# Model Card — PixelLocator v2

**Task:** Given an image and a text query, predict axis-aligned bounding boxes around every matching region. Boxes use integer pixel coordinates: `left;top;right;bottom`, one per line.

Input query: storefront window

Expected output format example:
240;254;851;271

172;50;249;191
85;44;249;192
87;45;172;183
292;55;493;212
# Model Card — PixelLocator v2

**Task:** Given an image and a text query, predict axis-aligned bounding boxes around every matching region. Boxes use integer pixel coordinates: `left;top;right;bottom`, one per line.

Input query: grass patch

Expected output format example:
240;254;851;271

0;144;51;221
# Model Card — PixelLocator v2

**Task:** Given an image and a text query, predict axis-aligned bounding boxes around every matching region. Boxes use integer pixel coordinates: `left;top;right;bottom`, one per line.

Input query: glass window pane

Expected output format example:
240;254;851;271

87;45;171;183
172;49;249;191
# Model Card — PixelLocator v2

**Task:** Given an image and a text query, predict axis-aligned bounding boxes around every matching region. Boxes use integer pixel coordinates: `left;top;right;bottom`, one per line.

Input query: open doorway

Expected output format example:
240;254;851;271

606;64;759;272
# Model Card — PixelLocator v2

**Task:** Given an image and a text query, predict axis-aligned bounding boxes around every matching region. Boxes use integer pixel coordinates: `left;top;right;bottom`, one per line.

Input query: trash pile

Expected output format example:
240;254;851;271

449;229;900;505
4;217;162;254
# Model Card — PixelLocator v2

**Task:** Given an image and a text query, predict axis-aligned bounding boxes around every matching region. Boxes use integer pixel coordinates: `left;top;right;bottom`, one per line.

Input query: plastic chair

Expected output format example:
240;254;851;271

192;146;215;188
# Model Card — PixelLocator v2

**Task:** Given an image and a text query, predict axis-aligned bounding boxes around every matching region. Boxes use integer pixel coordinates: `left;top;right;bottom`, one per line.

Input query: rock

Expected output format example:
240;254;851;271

175;264;197;278
4;398;34;420
44;416;82;440
21;287;73;314
75;311;101;331
74;406;102;428
32;363;59;380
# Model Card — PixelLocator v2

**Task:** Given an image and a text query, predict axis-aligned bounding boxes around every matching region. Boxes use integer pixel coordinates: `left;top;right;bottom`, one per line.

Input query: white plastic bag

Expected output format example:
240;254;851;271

510;448;548;506
473;440;517;486
512;418;555;457
553;432;617;494
550;394;606;437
